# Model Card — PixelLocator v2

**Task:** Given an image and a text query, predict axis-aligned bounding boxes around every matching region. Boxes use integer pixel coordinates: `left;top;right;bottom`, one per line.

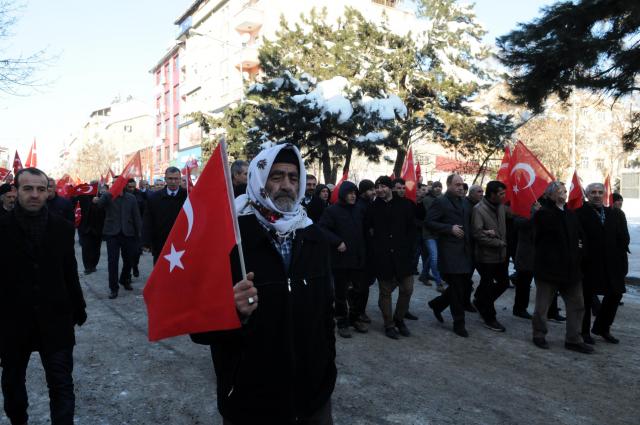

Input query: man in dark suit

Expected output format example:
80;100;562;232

142;167;187;264
46;177;74;223
426;174;475;337
127;179;147;278
75;181;105;274
93;178;142;299
0;167;87;425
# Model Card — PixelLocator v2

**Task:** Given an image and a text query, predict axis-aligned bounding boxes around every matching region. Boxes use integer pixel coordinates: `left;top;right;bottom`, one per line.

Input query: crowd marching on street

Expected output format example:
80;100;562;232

0;141;631;425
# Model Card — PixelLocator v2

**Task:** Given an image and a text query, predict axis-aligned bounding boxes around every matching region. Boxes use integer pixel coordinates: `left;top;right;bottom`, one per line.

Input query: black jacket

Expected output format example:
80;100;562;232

533;201;583;287
365;196;416;280
133;189;147;218
142;187;187;259
75;194;105;236
0;210;86;355
425;192;474;274
576;203;628;294
191;215;336;424
47;194;74;223
318;181;365;270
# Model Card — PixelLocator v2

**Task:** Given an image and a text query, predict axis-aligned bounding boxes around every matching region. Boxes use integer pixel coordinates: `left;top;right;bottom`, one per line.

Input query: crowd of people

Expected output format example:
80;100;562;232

0;142;631;424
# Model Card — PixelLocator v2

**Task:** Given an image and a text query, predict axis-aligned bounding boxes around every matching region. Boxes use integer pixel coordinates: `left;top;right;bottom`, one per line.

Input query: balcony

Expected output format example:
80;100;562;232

234;46;260;69
234;6;264;33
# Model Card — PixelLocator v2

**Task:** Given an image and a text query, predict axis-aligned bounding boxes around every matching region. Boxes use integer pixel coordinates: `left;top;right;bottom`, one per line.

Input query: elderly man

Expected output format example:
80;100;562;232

426;174;474;337
532;182;591;353
0;183;17;217
576;183;629;344
46;178;74;223
191;143;336;425
0;168;87;425
231;159;249;196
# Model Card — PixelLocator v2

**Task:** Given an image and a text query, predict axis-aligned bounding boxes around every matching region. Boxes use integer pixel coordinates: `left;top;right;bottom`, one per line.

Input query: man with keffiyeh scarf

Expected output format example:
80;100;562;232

191;143;336;425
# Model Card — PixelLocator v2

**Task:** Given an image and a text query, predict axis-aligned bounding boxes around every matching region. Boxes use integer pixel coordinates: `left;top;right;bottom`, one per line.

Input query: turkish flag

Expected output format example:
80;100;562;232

0;168;9;182
69;183;98;197
567;171;584;210
143;141;241;341
604;174;613;207
110;152;142;199
106;167;116;184
496;146;512;203
56;174;71;198
415;161;422;183
25;139;37;168
330;170;348;204
12;151;23;176
508;141;554;218
401;148;417;203
74;201;82;228
182;158;198;194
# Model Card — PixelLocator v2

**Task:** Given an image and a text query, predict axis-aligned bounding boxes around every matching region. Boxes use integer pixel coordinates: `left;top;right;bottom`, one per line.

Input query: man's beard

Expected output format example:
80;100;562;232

272;190;297;212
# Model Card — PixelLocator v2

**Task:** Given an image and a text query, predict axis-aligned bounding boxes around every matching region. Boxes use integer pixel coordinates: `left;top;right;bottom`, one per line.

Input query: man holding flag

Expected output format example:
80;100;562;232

185;143;336;424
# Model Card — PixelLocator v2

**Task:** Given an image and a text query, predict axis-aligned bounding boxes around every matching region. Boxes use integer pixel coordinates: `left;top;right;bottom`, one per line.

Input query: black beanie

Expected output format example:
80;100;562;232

358;179;374;193
0;183;12;196
375;176;393;189
273;147;300;172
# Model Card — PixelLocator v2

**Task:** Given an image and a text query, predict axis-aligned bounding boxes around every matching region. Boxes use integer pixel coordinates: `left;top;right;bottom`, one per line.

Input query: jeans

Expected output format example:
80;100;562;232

474;262;510;322
105;233;137;292
378;276;414;328
532;280;584;344
423;239;442;284
2;348;75;425
414;234;428;276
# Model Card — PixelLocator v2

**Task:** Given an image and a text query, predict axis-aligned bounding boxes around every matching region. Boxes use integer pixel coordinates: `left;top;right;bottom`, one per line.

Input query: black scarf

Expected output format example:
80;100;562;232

14;203;48;254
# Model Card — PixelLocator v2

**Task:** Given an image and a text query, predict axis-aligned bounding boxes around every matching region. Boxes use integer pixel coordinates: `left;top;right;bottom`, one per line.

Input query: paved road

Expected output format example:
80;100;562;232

1;241;639;424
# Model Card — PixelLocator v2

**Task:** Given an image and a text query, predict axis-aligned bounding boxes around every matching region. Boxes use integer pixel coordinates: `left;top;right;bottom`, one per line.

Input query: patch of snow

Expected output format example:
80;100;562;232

361;94;408;120
260;140;276;150
356;131;389;143
272;77;285;90
291;76;354;124
249;83;265;93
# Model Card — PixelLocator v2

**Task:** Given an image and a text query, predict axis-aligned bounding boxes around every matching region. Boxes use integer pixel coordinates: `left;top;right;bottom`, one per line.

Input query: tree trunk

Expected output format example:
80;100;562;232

320;140;332;184
343;144;353;174
473;149;497;185
393;133;411;176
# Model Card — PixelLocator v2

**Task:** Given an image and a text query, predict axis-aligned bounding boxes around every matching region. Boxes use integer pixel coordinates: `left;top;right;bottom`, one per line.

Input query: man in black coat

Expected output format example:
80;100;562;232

0;183;16;217
319;181;368;337
576;183;629;344
531;182;592;353
351;179;376;325
365;176;416;339
46;177;74;223
142;167;187;264
0;168;87;425
75;183;105;274
126;179;147;278
191;144;336;425
425;174;474;337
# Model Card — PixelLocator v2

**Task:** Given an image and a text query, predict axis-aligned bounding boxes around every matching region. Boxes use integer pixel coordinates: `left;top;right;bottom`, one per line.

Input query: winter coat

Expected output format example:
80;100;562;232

471;198;507;264
0;211;86;355
142;187;187;260
75;194;105;237
318;181;365;270
303;185;330;223
425;192;474;275
533;202;583;287
576;203;628;294
513;216;534;272
365;196;416;281
97;191;142;238
421;193;439;239
190;215;336;425
47;194;74;223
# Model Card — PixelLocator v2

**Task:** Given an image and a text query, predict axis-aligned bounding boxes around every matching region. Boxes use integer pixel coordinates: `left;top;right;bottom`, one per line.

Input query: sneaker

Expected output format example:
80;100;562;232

337;327;352;338
548;313;566;323
395;320;411;337
358;313;372;324
513;310;533;320
352;321;369;333
384;327;399;340
404;311;418;321
427;300;444;323
484;319;506;332
533;337;549;349
453;326;469;338
565;342;594;354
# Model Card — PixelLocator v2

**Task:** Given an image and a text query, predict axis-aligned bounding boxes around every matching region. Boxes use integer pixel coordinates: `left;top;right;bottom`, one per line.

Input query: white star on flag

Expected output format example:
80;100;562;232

164;244;185;272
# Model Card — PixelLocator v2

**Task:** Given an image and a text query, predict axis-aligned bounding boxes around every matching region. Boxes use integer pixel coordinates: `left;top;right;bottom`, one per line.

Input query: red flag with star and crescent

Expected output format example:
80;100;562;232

56;174;71;198
0;168;9;182
109;152;142;200
401;148;417;203
603;174;613;207
567;170;584;210
69;183;98;197
12;151;23;176
74;201;82;228
25;139;37;168
508;141;554;218
143;141;241;341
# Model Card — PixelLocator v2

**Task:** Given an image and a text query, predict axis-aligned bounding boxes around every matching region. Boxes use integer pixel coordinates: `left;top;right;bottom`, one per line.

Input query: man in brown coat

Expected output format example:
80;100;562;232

471;180;509;332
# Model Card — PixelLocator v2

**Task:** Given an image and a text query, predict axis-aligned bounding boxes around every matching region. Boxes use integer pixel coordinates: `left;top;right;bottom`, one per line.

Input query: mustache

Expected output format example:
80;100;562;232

272;189;296;201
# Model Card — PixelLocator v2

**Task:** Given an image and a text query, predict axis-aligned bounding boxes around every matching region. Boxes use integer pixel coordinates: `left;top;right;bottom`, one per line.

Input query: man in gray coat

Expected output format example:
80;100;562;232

93;180;142;299
426;174;474;337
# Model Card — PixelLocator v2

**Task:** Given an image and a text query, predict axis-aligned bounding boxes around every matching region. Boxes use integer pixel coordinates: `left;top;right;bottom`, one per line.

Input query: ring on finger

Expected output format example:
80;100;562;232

248;296;255;305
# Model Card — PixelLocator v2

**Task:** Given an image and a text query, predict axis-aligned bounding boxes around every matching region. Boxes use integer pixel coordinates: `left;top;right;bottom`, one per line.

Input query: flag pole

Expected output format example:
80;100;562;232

220;139;247;280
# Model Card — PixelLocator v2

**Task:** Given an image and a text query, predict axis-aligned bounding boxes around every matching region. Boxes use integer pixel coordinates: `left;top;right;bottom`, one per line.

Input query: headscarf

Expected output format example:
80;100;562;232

235;143;312;238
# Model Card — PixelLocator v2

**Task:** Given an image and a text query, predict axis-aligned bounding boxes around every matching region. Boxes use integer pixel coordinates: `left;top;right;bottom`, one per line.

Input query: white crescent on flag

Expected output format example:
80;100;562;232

183;197;193;242
510;163;536;192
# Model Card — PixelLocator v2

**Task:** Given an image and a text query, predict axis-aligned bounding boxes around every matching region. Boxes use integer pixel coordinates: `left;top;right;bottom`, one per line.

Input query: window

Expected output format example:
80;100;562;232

581;157;589;168
164;145;170;161
173;86;179;112
173;117;179;145
124;125;132;133
156;147;162;163
173;55;180;85
595;158;605;169
165;118;170;139
156;123;161;137
156;70;161;85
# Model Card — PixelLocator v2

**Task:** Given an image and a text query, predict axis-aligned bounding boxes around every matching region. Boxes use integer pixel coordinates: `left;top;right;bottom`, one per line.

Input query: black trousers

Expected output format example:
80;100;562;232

584;284;622;335
474;262;510;322
513;270;533;313
333;269;363;327
79;232;102;271
430;273;471;328
1;348;75;425
105;233;137;292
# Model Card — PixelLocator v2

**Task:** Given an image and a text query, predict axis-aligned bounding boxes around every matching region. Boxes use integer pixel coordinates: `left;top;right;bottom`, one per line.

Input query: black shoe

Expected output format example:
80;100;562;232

427;300;444;323
395;320;411;337
352;321;369;333
123;283;133;291
548;313;566;323
565;342;594;354
582;334;596;345
108;291;118;299
358;313;372;324
592;328;619;344
513;310;533;320
133;266;140;278
453;326;469;338
337;327;352;338
84;269;94;275
533;337;549;349
404;311;418;321
464;304;477;313
484;319;506;332
384;327;400;340
418;275;432;286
